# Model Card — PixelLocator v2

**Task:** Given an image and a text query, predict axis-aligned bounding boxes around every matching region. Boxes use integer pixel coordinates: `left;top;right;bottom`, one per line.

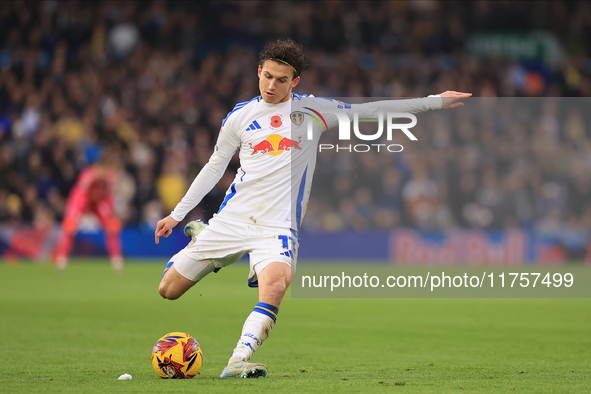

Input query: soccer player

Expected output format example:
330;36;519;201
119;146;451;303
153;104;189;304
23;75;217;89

155;39;470;378
55;149;124;271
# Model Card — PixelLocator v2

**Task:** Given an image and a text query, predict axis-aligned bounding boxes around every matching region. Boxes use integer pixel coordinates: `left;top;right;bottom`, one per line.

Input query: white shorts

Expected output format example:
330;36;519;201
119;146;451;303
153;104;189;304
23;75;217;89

170;215;298;287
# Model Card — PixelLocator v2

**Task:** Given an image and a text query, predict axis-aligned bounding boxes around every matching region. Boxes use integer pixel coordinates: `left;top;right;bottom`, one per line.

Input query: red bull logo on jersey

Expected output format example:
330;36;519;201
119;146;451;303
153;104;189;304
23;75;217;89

249;134;302;156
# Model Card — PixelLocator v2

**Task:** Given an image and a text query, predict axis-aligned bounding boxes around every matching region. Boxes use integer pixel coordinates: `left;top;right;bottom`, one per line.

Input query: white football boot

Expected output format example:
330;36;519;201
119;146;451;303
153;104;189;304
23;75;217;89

183;220;207;238
220;359;267;378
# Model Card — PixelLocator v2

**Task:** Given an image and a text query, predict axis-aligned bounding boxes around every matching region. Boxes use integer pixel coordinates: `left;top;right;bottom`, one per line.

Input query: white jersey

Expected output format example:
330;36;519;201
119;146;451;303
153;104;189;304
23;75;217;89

171;93;442;234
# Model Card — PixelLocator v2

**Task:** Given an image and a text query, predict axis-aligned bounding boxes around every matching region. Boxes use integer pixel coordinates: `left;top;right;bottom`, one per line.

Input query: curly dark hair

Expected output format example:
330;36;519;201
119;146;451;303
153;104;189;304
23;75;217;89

258;39;308;78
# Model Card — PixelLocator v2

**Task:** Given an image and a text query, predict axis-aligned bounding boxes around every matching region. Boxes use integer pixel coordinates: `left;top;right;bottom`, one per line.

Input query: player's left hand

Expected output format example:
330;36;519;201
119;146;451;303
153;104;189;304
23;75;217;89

439;91;472;109
155;215;179;244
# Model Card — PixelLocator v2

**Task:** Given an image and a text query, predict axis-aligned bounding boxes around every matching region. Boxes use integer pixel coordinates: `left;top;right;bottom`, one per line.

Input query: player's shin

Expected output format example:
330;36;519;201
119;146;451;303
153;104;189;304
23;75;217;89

228;302;278;363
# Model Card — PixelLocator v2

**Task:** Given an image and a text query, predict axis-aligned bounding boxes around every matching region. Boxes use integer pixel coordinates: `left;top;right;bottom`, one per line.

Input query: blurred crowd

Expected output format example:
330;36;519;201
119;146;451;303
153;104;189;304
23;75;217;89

309;99;591;240
1;0;591;235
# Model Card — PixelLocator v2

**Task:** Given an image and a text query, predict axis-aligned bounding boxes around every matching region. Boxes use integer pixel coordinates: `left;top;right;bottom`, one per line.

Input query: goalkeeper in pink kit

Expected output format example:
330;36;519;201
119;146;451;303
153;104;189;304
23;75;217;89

55;150;124;270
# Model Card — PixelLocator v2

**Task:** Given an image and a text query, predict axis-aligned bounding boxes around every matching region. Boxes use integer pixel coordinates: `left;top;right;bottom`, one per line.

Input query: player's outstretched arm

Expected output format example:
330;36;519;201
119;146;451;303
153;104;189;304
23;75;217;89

166;121;240;227
350;91;472;121
439;91;472;109
155;215;179;244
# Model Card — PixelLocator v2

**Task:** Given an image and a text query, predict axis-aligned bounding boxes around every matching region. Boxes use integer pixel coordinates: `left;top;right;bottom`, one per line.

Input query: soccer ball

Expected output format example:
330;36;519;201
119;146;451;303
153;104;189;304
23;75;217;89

151;332;203;378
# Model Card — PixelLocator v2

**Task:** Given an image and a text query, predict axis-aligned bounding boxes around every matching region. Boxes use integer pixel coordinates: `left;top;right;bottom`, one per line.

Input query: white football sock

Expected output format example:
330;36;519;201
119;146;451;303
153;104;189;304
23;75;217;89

229;302;278;363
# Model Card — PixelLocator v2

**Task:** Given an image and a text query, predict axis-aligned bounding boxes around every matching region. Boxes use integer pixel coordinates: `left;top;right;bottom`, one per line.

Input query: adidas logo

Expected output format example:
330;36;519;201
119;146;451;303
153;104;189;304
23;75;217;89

246;120;262;131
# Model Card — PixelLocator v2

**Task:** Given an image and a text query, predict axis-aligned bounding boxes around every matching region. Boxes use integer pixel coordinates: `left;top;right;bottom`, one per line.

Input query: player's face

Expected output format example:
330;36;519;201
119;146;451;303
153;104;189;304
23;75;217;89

258;61;300;104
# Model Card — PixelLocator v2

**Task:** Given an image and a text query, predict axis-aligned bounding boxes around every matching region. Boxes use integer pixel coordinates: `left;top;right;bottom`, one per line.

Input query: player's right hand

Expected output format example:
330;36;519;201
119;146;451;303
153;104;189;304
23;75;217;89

155;216;179;244
439;91;472;109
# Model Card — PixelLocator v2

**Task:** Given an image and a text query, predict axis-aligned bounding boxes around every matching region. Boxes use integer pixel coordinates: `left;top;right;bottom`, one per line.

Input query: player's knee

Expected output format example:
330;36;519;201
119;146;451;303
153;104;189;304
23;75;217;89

266;278;289;296
158;282;168;299
259;265;291;295
275;269;292;290
158;281;180;300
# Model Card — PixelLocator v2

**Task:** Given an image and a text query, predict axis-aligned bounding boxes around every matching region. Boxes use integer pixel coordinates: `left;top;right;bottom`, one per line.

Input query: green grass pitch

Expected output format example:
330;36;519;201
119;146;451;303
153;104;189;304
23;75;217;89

1;260;590;393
